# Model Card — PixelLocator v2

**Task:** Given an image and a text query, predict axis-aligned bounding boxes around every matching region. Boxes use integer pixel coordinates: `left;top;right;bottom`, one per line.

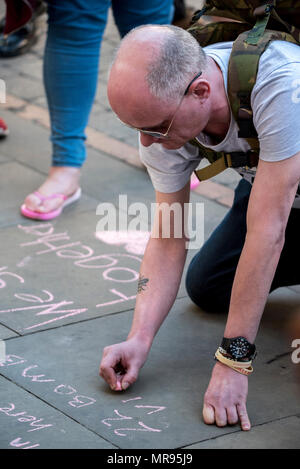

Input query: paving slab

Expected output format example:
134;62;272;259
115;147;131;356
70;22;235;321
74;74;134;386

0;153;10;164
88;108;138;147
0;161;47;228
0;191;230;335
0;376;115;449
6;75;45;102
262;287;300;342
0;210;143;333
0;295;299;449
0;325;18;340
0;109;52;176
6;53;43;82
186;416;300;449
98;39;119;84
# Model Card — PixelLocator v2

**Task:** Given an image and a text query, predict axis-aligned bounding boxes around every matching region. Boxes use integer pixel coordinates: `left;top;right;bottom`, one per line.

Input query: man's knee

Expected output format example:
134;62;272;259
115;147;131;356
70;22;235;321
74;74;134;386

185;260;230;314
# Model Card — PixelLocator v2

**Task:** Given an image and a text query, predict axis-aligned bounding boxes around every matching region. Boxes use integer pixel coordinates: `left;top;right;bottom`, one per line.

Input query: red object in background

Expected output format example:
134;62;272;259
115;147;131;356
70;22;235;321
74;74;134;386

0;117;9;138
4;0;40;36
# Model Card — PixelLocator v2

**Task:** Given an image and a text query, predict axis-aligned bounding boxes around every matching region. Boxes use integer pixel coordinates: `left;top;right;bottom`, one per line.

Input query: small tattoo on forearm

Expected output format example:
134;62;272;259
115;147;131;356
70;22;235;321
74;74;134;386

138;274;149;293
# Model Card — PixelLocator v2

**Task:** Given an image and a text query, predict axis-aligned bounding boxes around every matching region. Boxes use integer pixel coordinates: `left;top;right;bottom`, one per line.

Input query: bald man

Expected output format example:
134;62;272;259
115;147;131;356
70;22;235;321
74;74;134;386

100;25;300;432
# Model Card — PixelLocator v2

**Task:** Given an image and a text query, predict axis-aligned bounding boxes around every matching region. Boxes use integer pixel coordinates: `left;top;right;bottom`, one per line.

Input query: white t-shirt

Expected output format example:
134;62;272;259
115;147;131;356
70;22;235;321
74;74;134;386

139;40;300;206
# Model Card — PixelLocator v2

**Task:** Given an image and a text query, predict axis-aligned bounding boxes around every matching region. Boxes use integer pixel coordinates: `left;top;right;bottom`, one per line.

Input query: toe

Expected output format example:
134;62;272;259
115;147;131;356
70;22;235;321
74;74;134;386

23;193;43;212
23;193;64;213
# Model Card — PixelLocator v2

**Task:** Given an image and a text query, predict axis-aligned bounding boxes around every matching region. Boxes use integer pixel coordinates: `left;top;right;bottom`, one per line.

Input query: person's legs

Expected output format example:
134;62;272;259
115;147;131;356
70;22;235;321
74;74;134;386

186;178;300;314
186;178;251;313
111;0;174;38
22;0;174;218
23;0;110;216
271;206;300;289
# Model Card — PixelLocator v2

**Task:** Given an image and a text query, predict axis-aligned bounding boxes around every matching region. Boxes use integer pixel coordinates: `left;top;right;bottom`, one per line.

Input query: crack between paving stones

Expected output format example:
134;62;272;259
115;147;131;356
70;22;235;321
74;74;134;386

178;412;300;448
265;351;291;364
0;373;120;449
0;321;21;337
5;104;27;114
2;305;136;339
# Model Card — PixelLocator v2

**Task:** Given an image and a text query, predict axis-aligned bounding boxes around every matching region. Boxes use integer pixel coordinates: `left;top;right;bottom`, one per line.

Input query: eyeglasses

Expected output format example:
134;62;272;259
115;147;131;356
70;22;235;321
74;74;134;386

120;71;202;140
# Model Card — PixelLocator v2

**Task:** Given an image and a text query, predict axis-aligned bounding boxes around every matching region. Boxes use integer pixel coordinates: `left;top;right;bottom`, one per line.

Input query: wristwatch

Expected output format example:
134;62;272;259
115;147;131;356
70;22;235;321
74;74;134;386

220;336;257;361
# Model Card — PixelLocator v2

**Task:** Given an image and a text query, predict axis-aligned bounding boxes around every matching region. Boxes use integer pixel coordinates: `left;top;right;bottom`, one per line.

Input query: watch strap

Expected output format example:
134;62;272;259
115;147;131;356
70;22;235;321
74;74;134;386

215;348;254;376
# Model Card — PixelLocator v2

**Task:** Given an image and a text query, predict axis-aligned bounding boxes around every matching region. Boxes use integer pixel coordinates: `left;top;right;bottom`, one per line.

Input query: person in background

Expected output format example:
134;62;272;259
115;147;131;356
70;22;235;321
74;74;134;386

2;0;194;219
4;0;173;220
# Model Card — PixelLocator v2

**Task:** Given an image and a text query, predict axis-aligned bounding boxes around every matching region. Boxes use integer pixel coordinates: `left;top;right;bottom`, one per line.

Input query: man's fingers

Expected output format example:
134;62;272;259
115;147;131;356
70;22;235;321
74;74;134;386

121;364;139;391
99;363;118;390
237;403;251;431
214;407;227;427
99;349;120;390
203;403;228;427
115;373;123;391
226;406;239;426
202;403;215;425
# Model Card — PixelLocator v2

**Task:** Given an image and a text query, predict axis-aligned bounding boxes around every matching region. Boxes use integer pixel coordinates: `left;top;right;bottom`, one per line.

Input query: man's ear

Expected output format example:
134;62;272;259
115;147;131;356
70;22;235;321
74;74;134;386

189;79;210;102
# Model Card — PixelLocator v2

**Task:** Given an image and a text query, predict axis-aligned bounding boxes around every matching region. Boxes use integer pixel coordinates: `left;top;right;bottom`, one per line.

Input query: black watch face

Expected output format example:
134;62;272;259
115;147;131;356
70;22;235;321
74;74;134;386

229;337;250;359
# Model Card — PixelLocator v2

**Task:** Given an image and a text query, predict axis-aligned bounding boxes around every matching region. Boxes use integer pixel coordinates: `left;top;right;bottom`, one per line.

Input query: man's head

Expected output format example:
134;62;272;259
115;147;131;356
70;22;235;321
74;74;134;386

108;25;224;149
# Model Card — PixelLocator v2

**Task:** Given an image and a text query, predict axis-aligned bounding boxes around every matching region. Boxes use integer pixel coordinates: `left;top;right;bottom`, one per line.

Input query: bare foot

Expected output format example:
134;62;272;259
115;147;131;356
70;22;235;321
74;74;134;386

23;167;81;213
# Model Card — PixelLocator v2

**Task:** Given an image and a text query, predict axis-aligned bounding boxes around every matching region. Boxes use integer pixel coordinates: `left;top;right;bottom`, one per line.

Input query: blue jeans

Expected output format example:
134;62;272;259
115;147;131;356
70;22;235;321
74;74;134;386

44;0;174;167
185;179;300;313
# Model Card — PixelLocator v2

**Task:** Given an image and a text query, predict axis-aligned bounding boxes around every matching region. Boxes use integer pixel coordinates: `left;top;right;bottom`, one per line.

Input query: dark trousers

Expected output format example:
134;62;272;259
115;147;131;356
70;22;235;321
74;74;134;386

185;178;300;313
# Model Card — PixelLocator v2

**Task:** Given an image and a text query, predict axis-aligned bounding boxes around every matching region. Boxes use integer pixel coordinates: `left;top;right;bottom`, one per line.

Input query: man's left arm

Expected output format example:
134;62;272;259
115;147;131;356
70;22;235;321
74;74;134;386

203;151;300;430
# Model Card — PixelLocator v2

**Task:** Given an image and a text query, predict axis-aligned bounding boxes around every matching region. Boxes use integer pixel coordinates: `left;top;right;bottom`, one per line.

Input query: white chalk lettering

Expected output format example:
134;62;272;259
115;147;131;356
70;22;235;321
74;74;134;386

103;267;139;283
54;384;77;395
10;437;40;449
134;405;166;415
68;395;96;408
14;290;54;303
18;223;54;237
114;421;162;437
21;233;81;256
102;409;132;427
0;266;24;288
96;288;136;308
1;404;53;433
0;355;27;367
27;419;53;432
75;253;141;269
22;365;55;383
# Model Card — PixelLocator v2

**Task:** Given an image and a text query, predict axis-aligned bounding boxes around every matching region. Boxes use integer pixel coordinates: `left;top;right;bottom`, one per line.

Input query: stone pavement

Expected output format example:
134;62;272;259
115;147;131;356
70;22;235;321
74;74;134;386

0;2;300;450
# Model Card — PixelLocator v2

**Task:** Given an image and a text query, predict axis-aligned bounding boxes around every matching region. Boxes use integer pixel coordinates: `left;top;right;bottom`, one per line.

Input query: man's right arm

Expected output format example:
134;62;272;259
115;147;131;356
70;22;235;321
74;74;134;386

99;182;190;391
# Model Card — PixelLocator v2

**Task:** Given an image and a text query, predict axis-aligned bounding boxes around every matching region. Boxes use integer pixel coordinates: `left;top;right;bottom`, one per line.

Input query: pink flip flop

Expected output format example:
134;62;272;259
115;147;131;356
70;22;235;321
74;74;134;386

20;187;82;221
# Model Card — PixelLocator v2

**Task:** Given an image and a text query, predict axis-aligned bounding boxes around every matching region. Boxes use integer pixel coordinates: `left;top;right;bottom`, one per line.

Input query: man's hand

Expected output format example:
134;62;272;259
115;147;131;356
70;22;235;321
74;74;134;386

203;362;250;431
99;336;150;391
